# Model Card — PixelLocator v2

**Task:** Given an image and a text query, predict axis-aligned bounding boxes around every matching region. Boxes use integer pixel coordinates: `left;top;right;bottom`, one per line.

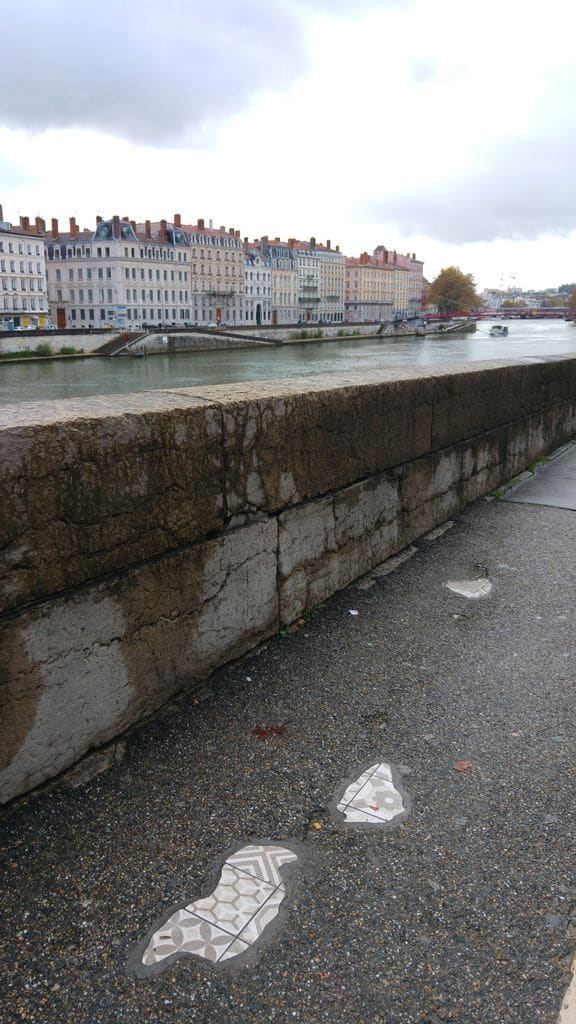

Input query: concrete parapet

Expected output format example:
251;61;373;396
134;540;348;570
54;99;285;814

1;357;576;801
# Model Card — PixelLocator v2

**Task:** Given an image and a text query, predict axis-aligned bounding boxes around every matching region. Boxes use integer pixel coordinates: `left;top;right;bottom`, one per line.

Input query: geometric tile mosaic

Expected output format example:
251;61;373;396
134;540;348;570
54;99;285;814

445;577;492;598
139;844;298;971
330;762;410;826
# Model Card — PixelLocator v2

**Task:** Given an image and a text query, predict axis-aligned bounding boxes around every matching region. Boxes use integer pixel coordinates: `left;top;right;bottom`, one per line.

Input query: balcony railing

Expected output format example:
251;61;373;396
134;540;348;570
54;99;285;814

206;289;235;298
298;296;321;303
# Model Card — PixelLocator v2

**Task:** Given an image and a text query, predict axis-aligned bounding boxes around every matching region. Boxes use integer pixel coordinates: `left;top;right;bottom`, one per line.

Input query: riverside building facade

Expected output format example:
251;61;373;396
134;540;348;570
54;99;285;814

244;246;272;325
251;238;299;324
45;215;192;329
180;219;245;326
0;207;50;329
345;247;424;322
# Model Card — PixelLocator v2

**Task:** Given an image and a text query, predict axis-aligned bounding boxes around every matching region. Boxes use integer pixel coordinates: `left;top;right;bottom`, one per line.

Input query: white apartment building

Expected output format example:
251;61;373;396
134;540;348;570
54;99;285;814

0;207;50;328
252;238;299;324
45;215;192;328
244;248;272;325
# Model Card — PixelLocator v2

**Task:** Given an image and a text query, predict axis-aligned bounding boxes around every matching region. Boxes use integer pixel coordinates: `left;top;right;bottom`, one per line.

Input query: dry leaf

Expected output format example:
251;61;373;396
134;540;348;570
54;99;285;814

453;759;473;772
252;724;288;740
311;821;322;830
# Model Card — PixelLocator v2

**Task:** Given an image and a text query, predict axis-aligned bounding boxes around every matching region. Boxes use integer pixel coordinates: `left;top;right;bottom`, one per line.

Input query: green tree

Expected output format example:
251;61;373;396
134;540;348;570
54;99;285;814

427;266;480;314
566;288;576;311
501;299;528;308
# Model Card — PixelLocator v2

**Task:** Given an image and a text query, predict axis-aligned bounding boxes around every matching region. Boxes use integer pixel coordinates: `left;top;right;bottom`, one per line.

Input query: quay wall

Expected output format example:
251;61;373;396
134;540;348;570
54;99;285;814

2;356;576;802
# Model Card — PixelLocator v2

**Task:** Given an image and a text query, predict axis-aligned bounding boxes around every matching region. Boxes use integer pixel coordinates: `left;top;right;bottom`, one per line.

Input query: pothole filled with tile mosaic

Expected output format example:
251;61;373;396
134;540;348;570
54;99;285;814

330;762;411;826
134;844;298;974
445;577;492;598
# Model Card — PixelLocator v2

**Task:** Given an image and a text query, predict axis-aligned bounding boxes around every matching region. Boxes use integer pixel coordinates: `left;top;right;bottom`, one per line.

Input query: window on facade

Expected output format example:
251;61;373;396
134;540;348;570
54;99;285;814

71;309;77;320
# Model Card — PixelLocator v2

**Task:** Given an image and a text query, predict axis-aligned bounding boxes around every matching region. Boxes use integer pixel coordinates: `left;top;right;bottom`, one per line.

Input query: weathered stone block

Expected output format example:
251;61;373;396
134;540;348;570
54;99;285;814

0;392;224;613
278;474;402;623
431;362;525;450
195;371;433;515
0;520;278;803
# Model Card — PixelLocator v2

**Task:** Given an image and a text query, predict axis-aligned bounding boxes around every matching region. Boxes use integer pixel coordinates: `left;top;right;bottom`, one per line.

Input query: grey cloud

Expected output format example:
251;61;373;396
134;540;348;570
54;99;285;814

367;132;576;243
0;0;386;146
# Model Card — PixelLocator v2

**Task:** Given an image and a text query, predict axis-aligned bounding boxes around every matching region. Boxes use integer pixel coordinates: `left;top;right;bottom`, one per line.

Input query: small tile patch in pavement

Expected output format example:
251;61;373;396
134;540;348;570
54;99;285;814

128;844;299;976
329;762;411;826
445;577;492;598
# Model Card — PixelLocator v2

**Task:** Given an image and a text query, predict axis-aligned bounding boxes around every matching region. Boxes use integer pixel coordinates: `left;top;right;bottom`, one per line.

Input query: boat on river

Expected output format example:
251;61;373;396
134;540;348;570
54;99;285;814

489;324;509;337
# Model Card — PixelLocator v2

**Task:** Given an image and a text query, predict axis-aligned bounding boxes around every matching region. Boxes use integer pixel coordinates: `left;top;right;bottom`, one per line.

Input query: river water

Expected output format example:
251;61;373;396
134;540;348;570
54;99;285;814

1;320;575;406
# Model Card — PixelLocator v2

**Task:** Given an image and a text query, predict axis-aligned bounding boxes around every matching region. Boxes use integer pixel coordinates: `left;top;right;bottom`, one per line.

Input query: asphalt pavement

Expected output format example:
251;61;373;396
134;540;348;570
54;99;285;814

1;444;575;1024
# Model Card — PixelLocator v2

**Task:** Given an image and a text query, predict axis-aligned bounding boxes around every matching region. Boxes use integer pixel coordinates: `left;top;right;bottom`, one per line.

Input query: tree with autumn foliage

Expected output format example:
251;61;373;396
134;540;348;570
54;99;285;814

568;288;576;312
427;266;481;314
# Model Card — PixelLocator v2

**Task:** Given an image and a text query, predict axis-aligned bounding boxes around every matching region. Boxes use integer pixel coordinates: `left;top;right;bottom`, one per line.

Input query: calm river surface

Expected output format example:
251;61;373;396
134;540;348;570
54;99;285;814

1;320;575;406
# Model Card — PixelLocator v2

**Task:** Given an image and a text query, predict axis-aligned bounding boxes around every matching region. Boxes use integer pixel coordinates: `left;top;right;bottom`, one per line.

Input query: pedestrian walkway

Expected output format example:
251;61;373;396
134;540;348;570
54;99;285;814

1;444;575;1024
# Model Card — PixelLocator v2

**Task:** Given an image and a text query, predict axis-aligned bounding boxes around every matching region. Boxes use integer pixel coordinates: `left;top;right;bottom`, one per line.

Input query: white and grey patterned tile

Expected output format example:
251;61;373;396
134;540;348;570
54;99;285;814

186;865;276;935
236;884;286;946
142;913;237;965
330;761;411;827
132;842;299;976
226;844;297;887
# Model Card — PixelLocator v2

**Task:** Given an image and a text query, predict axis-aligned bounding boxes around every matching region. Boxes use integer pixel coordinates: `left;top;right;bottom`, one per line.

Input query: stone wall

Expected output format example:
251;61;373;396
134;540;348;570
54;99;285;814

2;357;575;802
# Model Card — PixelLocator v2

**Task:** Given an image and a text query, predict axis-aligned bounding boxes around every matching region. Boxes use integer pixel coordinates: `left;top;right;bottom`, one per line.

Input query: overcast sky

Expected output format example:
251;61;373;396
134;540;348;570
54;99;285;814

1;0;574;290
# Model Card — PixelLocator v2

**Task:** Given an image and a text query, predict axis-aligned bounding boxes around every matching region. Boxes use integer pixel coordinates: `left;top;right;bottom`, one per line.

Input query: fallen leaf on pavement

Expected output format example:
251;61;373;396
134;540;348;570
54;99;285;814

252;724;288;740
453;759;473;772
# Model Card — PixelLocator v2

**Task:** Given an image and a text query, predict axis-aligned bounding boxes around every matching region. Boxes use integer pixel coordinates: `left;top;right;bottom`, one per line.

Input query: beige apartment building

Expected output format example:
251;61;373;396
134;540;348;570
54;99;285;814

0;207;50;328
345;247;424;322
179;218;245;325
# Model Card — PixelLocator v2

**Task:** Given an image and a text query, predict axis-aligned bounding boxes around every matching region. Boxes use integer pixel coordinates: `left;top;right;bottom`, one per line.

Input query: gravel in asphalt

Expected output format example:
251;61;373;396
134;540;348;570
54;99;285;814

1;453;575;1024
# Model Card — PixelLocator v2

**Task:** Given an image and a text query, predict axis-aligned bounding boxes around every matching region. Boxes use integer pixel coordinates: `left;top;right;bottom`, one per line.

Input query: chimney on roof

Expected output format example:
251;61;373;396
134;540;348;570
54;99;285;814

310;236;316;248
159;219;168;241
69;216;79;237
35;216;46;234
244;236;248;245
209;219;213;229
145;219;151;238
288;238;296;247
173;213;181;227
112;215;120;239
235;230;240;238
122;216;130;222
336;245;340;253
51;218;59;238
20;215;30;230
0;204;3;221
96;215;103;224
198;218;204;229
326;239;331;249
